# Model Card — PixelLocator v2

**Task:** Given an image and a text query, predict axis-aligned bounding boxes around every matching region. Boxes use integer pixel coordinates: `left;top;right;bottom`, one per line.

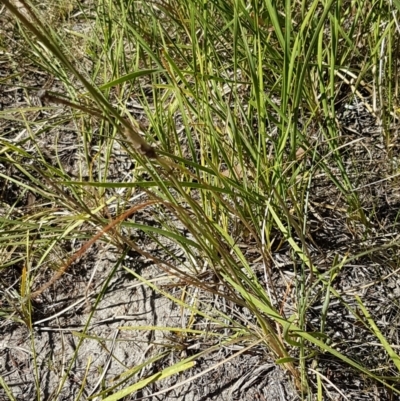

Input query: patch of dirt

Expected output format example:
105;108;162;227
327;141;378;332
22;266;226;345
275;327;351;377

1;245;297;400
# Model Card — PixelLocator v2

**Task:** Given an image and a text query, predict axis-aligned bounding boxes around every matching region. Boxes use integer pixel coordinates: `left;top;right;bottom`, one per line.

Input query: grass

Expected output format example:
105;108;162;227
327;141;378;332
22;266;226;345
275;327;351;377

1;0;400;399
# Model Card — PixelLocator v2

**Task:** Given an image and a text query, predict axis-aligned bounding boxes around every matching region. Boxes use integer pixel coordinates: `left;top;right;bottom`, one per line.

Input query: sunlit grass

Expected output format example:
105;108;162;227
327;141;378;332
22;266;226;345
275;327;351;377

1;0;400;399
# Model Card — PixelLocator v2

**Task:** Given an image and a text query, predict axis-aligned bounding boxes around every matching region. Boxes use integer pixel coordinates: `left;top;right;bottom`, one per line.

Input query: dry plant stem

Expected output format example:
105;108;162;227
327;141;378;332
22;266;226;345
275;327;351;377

38;90;158;159
30;200;160;299
37;90;105;119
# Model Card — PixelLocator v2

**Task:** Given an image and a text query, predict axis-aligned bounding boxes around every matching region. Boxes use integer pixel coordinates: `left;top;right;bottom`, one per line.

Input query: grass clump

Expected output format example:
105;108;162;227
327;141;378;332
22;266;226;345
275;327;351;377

1;0;400;399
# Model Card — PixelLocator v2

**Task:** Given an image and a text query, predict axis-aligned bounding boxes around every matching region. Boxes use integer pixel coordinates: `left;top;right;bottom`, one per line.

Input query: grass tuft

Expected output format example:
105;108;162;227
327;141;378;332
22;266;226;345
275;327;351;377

1;0;400;399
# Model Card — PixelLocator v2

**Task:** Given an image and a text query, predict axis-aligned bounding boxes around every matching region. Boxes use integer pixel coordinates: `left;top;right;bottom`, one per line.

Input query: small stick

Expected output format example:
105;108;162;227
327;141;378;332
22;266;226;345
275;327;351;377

38;90;157;159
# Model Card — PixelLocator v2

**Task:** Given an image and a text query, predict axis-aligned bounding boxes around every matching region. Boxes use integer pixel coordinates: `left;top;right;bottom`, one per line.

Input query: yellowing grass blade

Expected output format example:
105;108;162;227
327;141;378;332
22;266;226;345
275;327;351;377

355;296;400;372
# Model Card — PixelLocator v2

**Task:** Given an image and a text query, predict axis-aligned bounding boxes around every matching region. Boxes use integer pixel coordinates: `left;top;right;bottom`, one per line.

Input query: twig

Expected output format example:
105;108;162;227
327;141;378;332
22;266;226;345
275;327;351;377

38;90;158;158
